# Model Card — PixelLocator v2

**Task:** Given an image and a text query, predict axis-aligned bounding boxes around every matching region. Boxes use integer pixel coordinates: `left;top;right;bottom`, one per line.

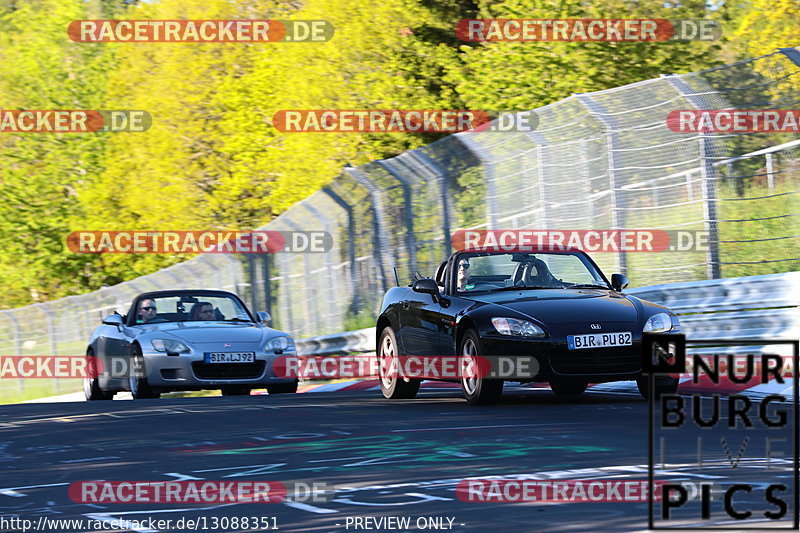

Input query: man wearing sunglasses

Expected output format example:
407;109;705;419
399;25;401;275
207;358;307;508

137;299;159;324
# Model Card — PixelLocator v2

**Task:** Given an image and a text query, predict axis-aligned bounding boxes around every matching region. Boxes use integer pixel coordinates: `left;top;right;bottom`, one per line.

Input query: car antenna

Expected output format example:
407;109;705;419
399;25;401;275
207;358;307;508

393;266;400;287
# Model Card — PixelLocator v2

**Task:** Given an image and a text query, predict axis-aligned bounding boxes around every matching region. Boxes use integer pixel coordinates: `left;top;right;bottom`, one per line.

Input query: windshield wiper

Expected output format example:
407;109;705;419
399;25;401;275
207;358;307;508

568;283;610;289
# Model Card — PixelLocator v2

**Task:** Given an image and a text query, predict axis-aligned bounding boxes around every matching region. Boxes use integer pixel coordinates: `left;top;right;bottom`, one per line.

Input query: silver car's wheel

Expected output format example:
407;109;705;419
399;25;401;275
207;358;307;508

460;330;503;405
84;351;113;401
378;327;419;399
129;345;160;399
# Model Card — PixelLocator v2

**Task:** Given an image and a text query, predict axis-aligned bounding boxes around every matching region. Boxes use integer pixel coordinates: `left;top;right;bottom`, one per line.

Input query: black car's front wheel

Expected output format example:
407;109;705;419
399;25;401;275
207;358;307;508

129;345;161;399
460;330;503;405
378;327;420;399
636;375;679;400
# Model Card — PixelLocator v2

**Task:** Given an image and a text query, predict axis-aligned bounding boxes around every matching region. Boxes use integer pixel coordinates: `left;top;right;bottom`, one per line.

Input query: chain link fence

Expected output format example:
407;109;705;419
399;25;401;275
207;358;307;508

2;48;799;400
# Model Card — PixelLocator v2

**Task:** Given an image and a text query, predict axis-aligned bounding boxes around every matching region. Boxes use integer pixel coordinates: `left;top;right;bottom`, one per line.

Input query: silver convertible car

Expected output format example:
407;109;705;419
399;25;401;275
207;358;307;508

83;289;299;400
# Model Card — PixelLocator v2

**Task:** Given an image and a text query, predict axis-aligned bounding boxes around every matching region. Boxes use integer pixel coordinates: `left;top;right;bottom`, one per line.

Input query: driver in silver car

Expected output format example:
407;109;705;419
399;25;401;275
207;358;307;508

137;299;158;324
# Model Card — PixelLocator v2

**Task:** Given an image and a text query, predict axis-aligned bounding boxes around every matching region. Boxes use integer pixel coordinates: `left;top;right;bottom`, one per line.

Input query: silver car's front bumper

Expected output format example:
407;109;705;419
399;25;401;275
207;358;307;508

141;346;298;389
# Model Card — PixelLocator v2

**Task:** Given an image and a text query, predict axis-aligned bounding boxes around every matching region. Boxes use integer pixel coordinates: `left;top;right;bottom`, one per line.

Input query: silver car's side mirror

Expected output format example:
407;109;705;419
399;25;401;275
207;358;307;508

102;314;123;329
256;311;272;326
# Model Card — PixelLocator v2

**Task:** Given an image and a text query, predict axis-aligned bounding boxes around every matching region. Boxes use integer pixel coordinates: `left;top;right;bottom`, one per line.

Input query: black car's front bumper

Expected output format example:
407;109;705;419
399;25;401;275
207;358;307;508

478;335;643;383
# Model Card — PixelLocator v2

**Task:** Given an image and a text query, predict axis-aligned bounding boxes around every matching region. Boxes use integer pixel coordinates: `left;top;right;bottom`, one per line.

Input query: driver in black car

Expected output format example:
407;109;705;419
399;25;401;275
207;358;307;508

456;258;473;291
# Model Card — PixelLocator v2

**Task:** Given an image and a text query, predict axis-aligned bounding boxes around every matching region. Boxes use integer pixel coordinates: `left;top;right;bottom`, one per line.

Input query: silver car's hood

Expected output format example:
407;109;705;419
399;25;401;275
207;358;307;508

133;322;273;344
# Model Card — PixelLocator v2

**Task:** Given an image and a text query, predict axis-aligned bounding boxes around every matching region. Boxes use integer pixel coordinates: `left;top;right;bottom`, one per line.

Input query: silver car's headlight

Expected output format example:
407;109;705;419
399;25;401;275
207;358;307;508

267;336;295;352
491;317;545;337
152;339;190;353
643;312;676;333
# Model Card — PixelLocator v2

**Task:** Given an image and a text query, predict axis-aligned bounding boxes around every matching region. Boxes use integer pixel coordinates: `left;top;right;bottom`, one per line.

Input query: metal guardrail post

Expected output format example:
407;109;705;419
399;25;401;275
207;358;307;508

455;133;499;229
575;93;628;276
663;74;722;280
376;159;417;276
344;165;392;292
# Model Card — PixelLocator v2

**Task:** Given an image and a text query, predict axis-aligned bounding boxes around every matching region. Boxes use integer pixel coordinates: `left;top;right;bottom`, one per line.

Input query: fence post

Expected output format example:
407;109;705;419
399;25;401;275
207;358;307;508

407;150;453;256
302;202;338;334
765;153;775;192
344;165;392;292
322;185;358;305
282;217;317;336
663;74;722;280
246;254;258;311
376;159;417;276
262;254;271;316
575;93;628;275
455;133;499;229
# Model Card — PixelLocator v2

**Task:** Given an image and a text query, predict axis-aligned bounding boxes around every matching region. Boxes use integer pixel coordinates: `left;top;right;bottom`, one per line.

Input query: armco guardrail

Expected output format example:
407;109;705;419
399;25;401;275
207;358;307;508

298;272;800;357
296;327;376;357
629;271;800;354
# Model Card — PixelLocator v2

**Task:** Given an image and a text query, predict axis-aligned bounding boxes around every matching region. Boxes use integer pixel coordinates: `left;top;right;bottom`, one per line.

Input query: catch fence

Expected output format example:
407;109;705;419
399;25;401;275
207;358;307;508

2;48;800;400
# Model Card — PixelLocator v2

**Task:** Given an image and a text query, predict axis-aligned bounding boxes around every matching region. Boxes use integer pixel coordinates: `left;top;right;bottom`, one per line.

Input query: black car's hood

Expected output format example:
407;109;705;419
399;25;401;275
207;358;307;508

467;289;640;325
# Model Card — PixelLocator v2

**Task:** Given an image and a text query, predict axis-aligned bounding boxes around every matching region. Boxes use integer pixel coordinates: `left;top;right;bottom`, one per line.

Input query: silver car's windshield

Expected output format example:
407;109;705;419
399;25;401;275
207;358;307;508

455;252;608;294
134;293;253;324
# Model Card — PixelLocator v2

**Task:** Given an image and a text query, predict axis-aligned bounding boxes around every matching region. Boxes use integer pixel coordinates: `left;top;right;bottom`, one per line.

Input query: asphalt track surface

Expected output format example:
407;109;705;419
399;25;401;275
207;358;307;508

0;386;795;533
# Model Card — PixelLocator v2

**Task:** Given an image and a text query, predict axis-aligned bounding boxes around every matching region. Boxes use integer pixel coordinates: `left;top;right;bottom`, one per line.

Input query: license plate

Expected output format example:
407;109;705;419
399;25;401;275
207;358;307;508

204;352;255;363
567;332;632;350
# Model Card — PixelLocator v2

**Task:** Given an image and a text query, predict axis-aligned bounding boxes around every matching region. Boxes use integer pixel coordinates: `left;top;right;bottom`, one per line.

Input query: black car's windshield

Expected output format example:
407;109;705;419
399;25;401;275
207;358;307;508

455;252;609;294
132;293;253;325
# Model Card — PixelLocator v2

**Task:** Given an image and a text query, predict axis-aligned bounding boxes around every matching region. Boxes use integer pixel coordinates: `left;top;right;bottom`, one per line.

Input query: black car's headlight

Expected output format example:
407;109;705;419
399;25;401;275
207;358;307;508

491;317;545;337
266;336;295;353
643;312;678;333
151;339;190;353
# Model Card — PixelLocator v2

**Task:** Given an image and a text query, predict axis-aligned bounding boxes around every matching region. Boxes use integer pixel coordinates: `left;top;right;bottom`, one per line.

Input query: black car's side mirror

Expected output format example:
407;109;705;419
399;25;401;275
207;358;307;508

102;314;123;328
412;278;439;296
611;273;629;292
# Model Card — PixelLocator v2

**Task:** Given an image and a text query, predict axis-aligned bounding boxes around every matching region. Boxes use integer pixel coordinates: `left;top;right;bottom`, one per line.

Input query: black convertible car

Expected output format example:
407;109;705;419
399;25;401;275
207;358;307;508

376;250;681;404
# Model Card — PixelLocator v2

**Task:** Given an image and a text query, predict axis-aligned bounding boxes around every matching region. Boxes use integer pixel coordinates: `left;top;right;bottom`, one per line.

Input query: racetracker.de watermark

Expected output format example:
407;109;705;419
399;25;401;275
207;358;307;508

0;110;151;133
456;479;665;502
456;19;721;42
668;110;800;133
451;229;711;253
271;110;538;133
66;231;332;253
68;20;334;42
273;355;540;380
69;480;334;503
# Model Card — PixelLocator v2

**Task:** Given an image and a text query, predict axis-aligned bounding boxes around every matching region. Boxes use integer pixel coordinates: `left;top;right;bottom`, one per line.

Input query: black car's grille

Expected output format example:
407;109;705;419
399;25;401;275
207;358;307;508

549;346;641;375
192;361;266;380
